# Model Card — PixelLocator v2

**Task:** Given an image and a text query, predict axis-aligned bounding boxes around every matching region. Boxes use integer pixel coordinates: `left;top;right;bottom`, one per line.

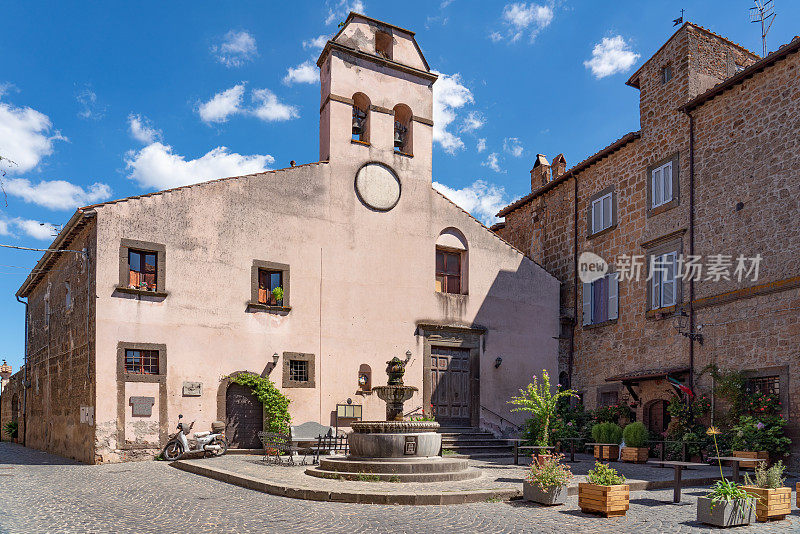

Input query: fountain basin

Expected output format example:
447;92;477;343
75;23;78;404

349;421;441;458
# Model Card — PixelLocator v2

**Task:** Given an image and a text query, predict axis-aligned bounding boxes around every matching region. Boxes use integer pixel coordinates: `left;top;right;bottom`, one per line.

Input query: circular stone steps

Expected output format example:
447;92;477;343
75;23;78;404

305;456;482;482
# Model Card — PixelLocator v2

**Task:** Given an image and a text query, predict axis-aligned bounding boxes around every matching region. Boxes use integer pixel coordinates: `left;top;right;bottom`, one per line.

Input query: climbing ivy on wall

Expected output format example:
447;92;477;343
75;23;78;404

228;372;291;434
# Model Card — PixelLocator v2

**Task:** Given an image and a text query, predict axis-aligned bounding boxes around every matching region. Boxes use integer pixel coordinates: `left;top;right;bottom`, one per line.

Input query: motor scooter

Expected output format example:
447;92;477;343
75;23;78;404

162;414;228;461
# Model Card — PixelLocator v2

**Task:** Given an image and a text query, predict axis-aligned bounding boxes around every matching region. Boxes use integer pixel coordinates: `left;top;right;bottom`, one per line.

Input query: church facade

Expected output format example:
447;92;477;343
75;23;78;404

3;13;559;463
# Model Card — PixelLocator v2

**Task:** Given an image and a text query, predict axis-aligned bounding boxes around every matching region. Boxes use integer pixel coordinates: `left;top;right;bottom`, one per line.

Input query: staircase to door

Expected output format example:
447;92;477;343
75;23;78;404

438;427;514;459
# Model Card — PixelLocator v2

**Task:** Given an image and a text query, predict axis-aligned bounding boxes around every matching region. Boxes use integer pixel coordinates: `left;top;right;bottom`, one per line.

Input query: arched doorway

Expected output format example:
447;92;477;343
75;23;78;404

225;383;263;449
644;399;671;435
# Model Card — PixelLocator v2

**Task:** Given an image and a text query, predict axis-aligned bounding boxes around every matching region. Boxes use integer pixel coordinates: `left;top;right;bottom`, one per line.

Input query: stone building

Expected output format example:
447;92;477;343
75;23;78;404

496;23;800;447
0;13;559;463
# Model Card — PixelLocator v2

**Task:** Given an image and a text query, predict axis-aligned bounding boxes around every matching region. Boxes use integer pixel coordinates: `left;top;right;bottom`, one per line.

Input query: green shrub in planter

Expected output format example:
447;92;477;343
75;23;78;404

622;422;648;448
591;422;622;444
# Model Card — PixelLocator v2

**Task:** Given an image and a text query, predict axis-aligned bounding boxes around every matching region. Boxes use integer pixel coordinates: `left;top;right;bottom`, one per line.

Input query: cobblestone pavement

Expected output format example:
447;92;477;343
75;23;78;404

2;442;799;534
182;451;733;497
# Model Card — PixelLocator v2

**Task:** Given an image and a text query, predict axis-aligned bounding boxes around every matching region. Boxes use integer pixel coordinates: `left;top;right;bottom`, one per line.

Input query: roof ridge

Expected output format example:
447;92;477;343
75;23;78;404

81;161;328;210
497;131;640;217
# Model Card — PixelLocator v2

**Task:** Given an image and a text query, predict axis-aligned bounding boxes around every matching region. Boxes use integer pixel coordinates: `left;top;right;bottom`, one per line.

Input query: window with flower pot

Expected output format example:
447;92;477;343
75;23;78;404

124;348;159;375
117;239;167;296
249;260;290;310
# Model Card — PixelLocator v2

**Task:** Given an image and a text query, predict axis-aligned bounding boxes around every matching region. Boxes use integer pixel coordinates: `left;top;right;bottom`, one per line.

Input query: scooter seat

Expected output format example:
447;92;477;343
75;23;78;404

194;431;210;438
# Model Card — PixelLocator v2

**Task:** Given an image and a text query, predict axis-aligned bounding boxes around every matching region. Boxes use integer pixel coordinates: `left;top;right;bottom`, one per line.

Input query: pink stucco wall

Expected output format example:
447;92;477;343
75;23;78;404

88;14;559;461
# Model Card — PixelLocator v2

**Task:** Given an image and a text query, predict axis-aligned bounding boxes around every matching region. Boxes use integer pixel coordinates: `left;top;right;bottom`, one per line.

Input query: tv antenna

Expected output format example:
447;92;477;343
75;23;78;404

750;0;776;56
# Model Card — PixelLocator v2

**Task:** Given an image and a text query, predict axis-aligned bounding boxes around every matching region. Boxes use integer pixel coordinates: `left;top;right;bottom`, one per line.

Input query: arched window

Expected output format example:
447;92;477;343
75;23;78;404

352;93;370;144
375;31;392;60
393;104;413;155
435;228;468;294
358;364;372;393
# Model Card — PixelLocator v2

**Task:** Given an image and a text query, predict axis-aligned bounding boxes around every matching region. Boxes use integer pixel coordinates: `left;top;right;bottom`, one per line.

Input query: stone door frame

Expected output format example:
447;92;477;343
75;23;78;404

418;323;484;428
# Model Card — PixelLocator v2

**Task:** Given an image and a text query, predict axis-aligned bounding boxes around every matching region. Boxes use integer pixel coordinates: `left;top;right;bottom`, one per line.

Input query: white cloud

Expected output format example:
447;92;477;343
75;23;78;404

584;35;640;79
460;111;485;133
283;61;318;85
212;30;258;68
5;178;112;210
303;35;330;50
433;179;510;226
76;88;105;120
503;137;524;157
197;84;246;124
0;218;10;236
251;89;299;122
125;142;274;190
0;99;66;174
477;138;487;152
325;0;365;25
12;218;58;240
496;2;554;42
432;72;474;154
482;152;503;173
128;113;161;144
0;82;17;98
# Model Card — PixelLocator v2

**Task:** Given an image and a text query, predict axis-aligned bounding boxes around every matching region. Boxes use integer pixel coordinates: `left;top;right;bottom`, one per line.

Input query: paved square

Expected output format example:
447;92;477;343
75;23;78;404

1;442;798;533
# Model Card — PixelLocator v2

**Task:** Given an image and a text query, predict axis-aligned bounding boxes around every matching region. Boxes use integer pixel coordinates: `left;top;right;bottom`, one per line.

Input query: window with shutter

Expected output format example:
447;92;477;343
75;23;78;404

651;161;673;208
650;252;677;309
583;274;618;326
591;192;614;234
435;248;462;294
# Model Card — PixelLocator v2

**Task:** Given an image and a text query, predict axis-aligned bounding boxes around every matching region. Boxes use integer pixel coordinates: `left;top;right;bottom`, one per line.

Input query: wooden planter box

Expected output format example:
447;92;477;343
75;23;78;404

732;450;768;469
593;445;619;462
578;482;629;517
741;486;791;522
620;446;648;463
697;496;755;527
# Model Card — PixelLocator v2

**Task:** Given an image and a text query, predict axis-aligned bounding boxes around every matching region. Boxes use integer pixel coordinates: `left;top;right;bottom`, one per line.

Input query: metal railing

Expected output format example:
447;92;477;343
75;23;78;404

480;405;520;435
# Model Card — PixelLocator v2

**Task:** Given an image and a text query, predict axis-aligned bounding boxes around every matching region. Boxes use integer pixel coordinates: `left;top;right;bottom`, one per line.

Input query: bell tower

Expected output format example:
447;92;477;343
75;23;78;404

316;13;437;177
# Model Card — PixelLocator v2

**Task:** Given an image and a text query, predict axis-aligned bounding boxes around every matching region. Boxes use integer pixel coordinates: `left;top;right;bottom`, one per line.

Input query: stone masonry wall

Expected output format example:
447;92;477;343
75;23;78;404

21;221;97;463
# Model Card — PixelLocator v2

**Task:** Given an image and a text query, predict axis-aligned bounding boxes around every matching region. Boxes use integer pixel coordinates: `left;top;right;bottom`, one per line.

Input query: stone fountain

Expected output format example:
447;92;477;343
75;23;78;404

305;354;480;482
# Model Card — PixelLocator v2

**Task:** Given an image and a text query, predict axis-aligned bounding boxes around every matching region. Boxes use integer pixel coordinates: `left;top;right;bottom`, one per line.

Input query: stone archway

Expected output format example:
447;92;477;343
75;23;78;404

217;372;263;449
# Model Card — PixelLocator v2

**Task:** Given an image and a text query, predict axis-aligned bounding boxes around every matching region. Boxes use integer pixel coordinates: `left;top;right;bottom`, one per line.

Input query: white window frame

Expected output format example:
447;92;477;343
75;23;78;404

650;252;677;309
591;192;613;234
651;161;673;208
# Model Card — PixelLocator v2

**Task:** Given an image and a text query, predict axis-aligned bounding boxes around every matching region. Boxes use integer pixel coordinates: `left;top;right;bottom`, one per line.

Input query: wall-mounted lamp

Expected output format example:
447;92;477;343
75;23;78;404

495;357;503;369
265;352;281;375
273;352;280;364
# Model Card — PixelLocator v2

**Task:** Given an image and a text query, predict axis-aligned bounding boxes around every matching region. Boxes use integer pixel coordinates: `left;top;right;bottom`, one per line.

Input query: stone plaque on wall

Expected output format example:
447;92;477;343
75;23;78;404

404;436;417;455
130;396;155;417
182;381;202;397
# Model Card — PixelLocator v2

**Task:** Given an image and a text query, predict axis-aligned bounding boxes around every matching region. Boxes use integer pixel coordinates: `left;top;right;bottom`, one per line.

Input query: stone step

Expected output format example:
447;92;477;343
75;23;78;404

441;437;512;444
305;466;483;482
442;446;514;454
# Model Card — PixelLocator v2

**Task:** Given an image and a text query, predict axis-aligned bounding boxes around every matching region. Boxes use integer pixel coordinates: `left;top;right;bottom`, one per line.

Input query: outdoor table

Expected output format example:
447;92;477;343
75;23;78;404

647;460;708;503
708;456;767;483
559;437;582;462
509;441;555;465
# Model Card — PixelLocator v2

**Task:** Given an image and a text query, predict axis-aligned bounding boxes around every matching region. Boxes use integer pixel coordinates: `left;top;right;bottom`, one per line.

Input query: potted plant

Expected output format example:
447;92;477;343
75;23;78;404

3;420;18;441
742;461;791;522
698;426;756;527
523;453;573;505
271;286;284;306
591;422;622;461
731;415;790;468
509;370;578;463
620;422;649;463
578;462;629;517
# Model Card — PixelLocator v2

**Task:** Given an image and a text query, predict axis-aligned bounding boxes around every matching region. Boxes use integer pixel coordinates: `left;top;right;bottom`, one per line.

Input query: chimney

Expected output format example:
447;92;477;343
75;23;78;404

0;360;11;380
530;154;550;190
551;153;566;179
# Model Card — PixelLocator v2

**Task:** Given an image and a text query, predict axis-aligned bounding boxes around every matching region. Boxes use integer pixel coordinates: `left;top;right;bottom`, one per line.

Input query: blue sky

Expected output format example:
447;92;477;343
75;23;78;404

1;0;797;371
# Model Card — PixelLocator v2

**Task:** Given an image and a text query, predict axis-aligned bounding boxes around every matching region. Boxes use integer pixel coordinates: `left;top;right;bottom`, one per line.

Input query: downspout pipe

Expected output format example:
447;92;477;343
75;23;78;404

687;111;696;393
16;295;28;447
570;174;578;387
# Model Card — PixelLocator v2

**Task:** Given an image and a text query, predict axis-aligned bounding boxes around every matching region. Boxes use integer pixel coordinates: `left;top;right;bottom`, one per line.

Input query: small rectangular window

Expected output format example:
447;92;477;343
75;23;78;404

662;65;672;83
258;269;283;306
289;360;309;382
435;249;461;294
650;252;677;309
125;349;159;375
65;282;72;310
651;161;673;208
745;376;780;396
600;391;619;407
591;192;613;234
128;250;158;291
